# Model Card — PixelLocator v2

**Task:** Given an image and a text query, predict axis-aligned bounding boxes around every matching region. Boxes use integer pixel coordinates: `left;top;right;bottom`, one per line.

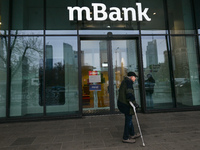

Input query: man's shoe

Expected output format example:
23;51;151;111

122;138;136;143
130;133;141;139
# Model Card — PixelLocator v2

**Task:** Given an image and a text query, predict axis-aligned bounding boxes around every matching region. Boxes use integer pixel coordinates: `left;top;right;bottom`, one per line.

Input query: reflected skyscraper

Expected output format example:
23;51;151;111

63;43;78;86
146;40;158;68
45;45;53;70
127;40;137;71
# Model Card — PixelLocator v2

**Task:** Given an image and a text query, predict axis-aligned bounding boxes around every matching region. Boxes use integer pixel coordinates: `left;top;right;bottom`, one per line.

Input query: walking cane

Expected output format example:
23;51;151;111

129;101;145;147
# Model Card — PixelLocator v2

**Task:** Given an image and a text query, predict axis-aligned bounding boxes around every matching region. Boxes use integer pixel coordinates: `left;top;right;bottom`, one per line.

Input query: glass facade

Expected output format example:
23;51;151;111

11;0;44;35
45;36;79;114
139;0;167;34
0;0;200;121
167;0;195;34
0;37;7;117
78;0;139;35
0;0;9;34
10;36;43;117
142;36;173;109
171;36;200;107
46;0;77;34
194;0;200;33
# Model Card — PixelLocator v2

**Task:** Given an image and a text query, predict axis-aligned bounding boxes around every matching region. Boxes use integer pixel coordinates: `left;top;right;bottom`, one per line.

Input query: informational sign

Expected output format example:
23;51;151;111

89;84;101;91
89;71;101;83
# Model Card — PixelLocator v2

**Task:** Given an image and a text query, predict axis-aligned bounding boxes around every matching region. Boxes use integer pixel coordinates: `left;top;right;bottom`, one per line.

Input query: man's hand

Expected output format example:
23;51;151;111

134;103;139;109
129;101;139;110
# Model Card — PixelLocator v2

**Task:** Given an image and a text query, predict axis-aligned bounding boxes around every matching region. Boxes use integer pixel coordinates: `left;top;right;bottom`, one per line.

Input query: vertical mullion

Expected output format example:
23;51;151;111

191;0;200;83
43;0;46;116
137;36;146;112
78;37;82;115
164;0;177;108
6;0;12;118
107;32;114;113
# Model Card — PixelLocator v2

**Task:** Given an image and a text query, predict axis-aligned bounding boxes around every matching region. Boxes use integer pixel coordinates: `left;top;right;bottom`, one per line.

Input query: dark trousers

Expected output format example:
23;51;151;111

123;114;135;140
146;92;154;107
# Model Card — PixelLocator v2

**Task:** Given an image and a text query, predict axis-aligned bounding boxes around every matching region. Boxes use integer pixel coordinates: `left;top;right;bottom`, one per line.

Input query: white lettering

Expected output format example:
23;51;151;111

67;6;92;21
122;7;136;21
109;7;122;21
136;3;151;21
92;3;107;21
67;3;151;22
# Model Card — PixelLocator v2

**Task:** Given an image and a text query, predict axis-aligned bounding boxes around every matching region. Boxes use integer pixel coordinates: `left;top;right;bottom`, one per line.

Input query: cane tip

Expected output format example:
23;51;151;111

143;143;145;147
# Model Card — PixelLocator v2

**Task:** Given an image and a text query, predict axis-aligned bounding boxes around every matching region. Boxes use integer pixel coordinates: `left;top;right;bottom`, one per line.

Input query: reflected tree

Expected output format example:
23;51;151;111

0;31;43;78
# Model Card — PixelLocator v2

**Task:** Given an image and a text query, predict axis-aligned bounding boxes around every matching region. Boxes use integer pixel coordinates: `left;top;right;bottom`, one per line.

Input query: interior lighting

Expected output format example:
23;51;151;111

102;62;108;67
153;12;156;15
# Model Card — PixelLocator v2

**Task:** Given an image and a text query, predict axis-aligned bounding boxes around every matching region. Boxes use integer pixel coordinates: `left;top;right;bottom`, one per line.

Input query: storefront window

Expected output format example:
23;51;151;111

171;36;200;107
142;36;173;109
194;0;200;33
78;0;138;35
139;0;167;34
11;0;44;35
10;36;43;117
45;36;79;115
0;0;9;35
46;0;77;35
0;36;7;117
167;0;195;34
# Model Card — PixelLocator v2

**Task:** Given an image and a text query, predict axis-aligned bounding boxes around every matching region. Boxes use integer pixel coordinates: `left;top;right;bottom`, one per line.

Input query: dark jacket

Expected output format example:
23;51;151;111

145;76;155;94
117;77;136;115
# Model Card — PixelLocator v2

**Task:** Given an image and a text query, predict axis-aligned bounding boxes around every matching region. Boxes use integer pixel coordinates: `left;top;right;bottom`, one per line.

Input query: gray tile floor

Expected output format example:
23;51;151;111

1;111;200;150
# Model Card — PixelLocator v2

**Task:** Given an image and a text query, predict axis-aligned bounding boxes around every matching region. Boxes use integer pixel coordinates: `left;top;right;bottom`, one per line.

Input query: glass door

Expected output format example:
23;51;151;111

111;40;140;110
81;40;110;113
81;38;140;114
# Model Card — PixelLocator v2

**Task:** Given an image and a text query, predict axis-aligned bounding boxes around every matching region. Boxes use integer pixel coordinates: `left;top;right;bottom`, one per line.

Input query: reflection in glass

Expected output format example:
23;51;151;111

167;0;195;34
81;40;110;112
10;36;43;117
0;36;7;117
45;37;79;114
11;0;43;35
142;36;173;109
171;36;200;107
112;40;140;109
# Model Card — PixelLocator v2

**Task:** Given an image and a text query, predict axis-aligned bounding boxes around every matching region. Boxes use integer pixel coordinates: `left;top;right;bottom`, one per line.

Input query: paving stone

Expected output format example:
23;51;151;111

11;137;36;146
0;111;200;150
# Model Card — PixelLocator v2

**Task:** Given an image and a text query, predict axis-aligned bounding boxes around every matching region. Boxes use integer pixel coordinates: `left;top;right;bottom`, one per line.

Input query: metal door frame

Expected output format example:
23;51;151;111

78;33;144;115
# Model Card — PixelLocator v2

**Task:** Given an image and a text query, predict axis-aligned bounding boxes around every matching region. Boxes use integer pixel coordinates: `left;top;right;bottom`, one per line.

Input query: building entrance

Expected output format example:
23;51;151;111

80;38;141;114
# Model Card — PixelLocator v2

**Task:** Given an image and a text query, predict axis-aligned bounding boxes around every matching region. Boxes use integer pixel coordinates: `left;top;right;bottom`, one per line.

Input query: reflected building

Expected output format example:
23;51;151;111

127;40;137;71
171;37;189;78
99;41;107;69
63;43;78;86
45;45;53;70
146;40;158;68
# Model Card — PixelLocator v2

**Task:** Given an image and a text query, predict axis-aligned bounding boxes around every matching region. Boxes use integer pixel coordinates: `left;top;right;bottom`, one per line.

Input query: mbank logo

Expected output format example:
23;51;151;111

67;3;151;21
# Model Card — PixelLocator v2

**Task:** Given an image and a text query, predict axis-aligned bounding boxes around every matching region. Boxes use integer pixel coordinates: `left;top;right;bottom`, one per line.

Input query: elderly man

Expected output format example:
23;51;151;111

117;72;140;143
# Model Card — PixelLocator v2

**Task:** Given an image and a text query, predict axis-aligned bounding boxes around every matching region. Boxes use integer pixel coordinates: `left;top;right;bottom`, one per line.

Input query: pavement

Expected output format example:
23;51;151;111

0;111;200;150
